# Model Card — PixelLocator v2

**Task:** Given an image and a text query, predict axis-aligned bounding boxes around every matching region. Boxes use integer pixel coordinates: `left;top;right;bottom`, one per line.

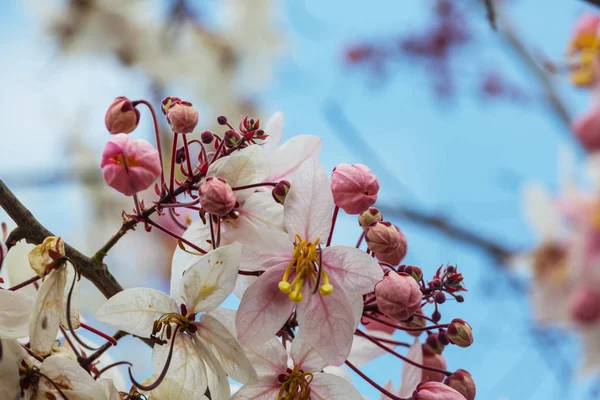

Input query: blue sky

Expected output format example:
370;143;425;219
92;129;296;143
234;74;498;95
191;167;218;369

0;0;598;398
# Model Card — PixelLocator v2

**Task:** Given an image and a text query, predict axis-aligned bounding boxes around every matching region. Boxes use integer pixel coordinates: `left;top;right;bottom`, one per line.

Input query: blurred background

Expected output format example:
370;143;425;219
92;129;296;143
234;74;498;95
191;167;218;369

0;0;597;398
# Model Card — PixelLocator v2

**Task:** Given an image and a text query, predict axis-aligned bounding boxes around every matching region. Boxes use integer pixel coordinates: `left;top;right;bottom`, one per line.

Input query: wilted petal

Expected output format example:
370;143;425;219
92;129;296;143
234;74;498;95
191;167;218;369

310;372;364;400
61;264;80;330
284;158;333;243
267;134;322;183
236;265;294;347
322;246;383;294
196;314;257;384
95;288;178;338
296;276;355;366
39;355;106;399
97;379;121;400
0;289;34;339
174;243;242;313
152;334;208;400
30;267;67;356
207;145;270;202
290;336;327;373
398;339;423;398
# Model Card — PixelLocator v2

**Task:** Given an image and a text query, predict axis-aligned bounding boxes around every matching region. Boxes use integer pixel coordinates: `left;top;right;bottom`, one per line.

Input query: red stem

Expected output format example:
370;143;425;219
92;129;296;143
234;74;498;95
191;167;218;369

145;218;207;254
169;133;179;195
135;100;166;194
364;314;448;332
182;134;194;180
326;206;340;247
345;360;409;400
80;322;118;346
356;230;365;248
8;275;41;291
231;182;278;191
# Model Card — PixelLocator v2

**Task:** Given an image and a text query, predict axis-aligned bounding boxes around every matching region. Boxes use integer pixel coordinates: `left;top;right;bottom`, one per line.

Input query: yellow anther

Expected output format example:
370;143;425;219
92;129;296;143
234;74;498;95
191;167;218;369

290;290;303;302
279;281;292;294
319;284;334;296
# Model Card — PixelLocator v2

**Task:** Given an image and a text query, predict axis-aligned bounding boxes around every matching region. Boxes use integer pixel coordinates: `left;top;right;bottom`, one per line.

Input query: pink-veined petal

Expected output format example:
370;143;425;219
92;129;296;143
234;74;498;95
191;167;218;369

235;192;285;232
29;267;67;356
170;219;211;295
290;336;327;373
262;111;284;153
196;314;257;384
349;293;364;332
95;288;178;338
398;339;423;398
234;274;258;299
296;276;354;366
0;289;33;339
322;246;383;294
152;334;208;400
284;158;333;243
310;372;364;400
236;265;295;347
174;243;242;313
230;382;280;400
267;134;322;183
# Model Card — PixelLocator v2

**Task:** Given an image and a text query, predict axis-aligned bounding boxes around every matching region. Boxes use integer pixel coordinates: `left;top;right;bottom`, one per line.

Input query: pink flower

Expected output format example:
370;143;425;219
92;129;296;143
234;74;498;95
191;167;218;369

104;96;139;134
572;14;600;39
198;177;236;216
375;271;422;321
235;159;383;366
413;381;466;400
331;163;379;214
569;283;600;325
100;134;161;196
573;108;600;152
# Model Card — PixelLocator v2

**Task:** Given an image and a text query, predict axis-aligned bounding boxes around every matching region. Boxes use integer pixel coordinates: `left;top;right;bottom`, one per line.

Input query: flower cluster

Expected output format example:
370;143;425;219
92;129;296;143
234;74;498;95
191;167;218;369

0;96;475;399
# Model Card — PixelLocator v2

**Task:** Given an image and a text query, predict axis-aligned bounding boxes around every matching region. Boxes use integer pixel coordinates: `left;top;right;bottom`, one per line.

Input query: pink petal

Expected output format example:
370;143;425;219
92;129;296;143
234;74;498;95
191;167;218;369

267;135;322;183
310;372;364;400
322;246;383;294
290;337;327;373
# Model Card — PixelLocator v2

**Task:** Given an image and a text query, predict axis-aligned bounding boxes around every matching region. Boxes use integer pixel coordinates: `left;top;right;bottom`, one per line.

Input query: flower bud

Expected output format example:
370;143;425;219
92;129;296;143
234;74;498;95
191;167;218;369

104;96;140;134
422;350;447;382
272;180;291;205
413;381;465;400
199;177;236;216
217;115;228;125
404;265;422;281
376;226;407;265
28;236;66;277
438;329;450;345
358;207;382;229
161;96;182;115
224;130;242;148
425;333;445;355
447;318;474;348
573;108;600;152
330;163;380;214
100;134;162;196
431;309;441;323
400;309;427;337
444;370;476;400
375;271;423;321
175;147;186;164
569;283;600;325
201;131;215;144
366;221;401;254
434;291;446;304
167;101;199;134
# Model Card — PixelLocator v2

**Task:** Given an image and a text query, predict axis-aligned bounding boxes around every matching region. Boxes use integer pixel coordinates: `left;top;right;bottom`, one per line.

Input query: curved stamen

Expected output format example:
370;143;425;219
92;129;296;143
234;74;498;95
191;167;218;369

64;262;100;352
94;361;132;380
129;325;180;391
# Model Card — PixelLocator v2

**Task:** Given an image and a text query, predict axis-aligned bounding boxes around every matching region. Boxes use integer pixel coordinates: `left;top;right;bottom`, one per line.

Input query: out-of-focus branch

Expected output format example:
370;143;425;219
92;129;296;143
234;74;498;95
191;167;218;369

583;0;600;8
483;0;497;30
322;100;515;262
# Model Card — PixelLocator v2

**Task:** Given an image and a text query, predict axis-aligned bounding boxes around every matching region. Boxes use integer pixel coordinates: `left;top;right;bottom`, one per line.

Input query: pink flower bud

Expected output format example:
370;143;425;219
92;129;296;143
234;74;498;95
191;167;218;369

161;96;182;115
413;381;466;400
569;283;600;324
104;96;140;134
426;333;445;354
201;131;215;144
447;318;473;348
330;163;379;214
167;101;199;134
366;221;401;254
199;177;236;216
375;271;422;321
375;225;408;265
400;309;427;337
100;134;161;196
422;349;447;382
444;370;476;400
272;180;291;205
359;207;382;229
573;108;600;152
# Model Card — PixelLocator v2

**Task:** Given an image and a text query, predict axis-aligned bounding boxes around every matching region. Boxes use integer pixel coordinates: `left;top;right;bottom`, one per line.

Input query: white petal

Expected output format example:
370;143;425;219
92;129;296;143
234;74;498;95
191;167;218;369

170;219;212;296
192;337;230;400
323;365;353;384
97;378;121;400
347;331;397;368
174;243;242;313
147;377;209;400
380;380;397;400
152;334;208;399
262;111;284;153
95;288;178;338
322;246;384;294
267;134;322;183
398;339;423;398
39;355;105;399
233;274;258;299
521;182;560;241
290;336;327;372
196;314;257;384
230;383;280;400
207;145;271;202
284;158;333;242
4;240;37;299
30;267;67;356
243;337;288;378
0;289;34;339
61;264;81;330
0;339;20;399
235;191;285;232
310;372;364;400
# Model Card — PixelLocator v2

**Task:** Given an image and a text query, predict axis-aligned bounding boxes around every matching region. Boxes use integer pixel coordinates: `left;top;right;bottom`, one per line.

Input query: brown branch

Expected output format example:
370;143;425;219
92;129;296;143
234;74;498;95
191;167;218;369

483;0;497;30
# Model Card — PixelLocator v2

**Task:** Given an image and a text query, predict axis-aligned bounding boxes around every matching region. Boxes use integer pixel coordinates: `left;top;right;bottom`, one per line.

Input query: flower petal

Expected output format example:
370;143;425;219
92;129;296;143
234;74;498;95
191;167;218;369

152;334;208;400
236;265;295;347
207;145;271;202
398;339;423;397
284;158;333;242
380;380;397;400
30;267;67;356
174;243;242;313
235;191;285;232
226;224;293;271
39;355;105;399
322;246;383;294
0;339;20;399
296;276;355;366
196;314;257;384
170;219;211;295
95;288;178;338
290;336;327;373
192;337;231;400
267;134;322;183
310;372;364;400
347;331;397;367
61;264;80;330
0;289;33;339
262;111;284;153
521;182;560;241
230;383;280;400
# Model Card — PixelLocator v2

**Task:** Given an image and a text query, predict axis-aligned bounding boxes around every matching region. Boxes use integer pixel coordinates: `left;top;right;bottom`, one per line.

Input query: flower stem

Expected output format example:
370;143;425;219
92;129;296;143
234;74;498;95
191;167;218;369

326;206;340;247
134;100;166;194
145;218;207;254
8;275;40;291
345;360;410;400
